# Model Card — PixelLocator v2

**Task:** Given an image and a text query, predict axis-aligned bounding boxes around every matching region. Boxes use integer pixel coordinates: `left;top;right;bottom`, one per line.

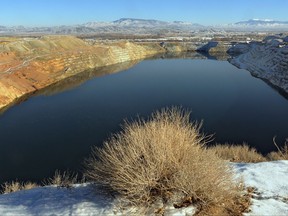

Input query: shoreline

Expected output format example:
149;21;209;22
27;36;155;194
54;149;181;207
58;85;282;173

228;35;288;96
0;36;233;113
1;34;287;113
0;36;166;112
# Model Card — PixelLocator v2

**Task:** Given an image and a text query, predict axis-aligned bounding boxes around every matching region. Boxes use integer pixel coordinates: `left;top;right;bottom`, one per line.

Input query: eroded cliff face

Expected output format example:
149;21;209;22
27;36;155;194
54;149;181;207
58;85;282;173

0;36;165;110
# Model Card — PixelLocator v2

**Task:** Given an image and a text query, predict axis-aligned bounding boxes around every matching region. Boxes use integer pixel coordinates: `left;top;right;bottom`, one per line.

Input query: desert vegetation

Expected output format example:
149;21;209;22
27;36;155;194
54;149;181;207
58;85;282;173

44;170;79;188
209;139;288;163
209;144;267;163
266;137;288;161
1;181;38;194
84;108;249;215
1;108;287;215
1;170;78;194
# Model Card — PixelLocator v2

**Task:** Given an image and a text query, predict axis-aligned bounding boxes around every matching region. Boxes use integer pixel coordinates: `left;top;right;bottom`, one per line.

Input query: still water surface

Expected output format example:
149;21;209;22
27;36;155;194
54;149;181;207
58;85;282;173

0;58;287;183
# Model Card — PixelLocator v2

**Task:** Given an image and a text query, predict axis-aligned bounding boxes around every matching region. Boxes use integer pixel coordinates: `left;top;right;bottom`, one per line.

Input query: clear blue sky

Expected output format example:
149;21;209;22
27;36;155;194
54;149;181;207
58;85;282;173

1;0;288;26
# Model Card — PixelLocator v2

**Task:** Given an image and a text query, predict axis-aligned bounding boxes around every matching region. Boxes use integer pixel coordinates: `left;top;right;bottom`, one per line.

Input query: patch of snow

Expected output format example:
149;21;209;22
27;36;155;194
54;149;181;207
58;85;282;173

0;184;117;216
252;19;274;22
248;199;288;216
232;161;288;216
0;161;287;215
0;183;196;215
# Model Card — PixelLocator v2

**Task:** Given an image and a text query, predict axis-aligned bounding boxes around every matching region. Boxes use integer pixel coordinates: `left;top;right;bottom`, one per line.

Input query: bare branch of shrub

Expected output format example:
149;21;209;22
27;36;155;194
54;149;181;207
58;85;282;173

267;137;288;160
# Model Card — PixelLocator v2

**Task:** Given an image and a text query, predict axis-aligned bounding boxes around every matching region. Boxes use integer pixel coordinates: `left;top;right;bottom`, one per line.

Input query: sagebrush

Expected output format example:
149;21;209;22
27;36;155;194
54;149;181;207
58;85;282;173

209;143;266;163
85;108;245;214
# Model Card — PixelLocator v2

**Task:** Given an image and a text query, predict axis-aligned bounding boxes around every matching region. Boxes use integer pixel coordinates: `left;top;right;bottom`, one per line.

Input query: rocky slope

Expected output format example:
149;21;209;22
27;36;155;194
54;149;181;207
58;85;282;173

0;36;166;111
228;35;288;95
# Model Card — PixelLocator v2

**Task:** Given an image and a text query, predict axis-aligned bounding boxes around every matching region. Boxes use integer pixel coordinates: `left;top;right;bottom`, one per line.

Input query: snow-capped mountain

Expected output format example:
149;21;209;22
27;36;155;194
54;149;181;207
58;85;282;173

0;18;204;35
235;19;288;27
82;18;203;33
1;18;288;35
83;22;112;28
112;18;167;27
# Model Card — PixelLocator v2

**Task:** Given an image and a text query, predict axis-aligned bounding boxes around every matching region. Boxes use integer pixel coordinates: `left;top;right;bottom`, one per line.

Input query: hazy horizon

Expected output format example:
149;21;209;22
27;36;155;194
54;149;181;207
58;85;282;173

2;17;288;28
1;0;288;27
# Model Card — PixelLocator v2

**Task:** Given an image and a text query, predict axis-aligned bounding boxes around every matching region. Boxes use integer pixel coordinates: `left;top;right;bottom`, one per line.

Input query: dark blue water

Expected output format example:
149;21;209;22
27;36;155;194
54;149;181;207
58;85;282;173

0;58;287;183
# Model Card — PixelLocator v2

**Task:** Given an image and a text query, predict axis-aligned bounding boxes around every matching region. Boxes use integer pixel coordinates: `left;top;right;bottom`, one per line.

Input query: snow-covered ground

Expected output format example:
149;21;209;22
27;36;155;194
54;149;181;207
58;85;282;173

0;161;287;215
234;160;288;216
229;35;288;94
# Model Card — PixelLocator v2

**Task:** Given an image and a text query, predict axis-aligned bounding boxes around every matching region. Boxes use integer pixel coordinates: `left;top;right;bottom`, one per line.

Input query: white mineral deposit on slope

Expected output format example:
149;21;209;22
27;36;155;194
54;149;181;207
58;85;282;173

0;161;287;215
230;35;288;93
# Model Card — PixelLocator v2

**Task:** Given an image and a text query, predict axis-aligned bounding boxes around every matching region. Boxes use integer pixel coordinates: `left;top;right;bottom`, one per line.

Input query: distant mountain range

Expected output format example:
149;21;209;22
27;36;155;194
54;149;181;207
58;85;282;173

234;19;288;27
0;18;205;35
84;18;202;29
82;18;204;34
1;18;288;35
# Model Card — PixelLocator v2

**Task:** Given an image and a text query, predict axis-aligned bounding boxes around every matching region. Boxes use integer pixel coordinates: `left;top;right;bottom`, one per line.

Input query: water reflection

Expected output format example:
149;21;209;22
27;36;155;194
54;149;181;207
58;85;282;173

36;50;288;104
37;60;141;96
23;51;229;101
228;58;288;100
0;55;287;184
0;60;141;115
257;77;288;100
151;51;229;61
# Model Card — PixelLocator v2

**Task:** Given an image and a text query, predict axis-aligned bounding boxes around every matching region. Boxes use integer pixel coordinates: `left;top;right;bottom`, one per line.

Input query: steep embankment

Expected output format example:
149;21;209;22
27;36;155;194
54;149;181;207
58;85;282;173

228;35;288;94
0;36;165;110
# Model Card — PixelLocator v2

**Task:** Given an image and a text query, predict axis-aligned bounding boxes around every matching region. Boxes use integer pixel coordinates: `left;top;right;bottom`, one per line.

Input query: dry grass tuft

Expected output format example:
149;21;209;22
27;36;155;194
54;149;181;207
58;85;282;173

209;144;266;163
22;182;38;190
267;137;288;160
45;170;78;188
1;170;79;194
1;181;38;194
1;181;22;194
85;108;245;215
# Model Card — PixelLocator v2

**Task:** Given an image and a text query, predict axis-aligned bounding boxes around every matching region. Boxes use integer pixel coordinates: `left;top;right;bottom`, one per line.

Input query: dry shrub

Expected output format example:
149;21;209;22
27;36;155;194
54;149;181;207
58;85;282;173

85;108;244;214
267;137;288;160
209;144;266;163
22;182;38;190
45;170;78;188
1;181;38;194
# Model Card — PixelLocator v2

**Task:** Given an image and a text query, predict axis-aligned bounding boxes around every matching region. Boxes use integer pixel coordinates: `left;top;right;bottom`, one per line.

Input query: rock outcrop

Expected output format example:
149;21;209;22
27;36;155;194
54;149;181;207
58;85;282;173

228;35;288;94
0;36;165;110
197;41;232;54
